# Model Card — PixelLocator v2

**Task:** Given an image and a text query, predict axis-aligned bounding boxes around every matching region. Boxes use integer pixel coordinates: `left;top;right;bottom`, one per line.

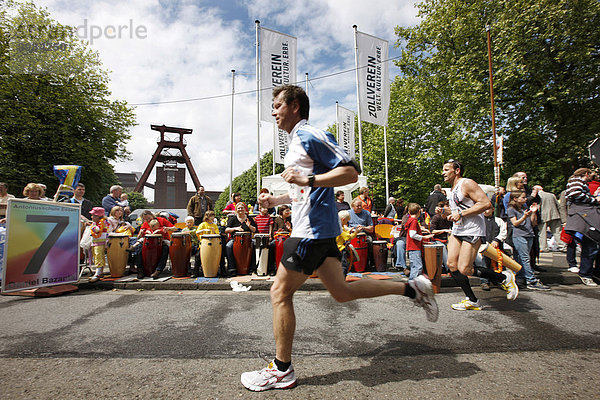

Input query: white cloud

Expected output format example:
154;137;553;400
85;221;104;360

32;0;418;199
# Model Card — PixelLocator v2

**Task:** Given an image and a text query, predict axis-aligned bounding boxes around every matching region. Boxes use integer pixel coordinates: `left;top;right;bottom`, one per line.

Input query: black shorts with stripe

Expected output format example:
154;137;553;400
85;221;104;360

280;237;341;275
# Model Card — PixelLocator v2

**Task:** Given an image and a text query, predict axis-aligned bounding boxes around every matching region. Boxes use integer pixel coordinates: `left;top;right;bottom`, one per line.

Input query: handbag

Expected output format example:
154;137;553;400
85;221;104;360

560;227;573;244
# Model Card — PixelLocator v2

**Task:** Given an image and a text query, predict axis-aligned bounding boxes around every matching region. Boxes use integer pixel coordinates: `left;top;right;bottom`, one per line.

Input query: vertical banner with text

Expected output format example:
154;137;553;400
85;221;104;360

2;199;80;293
356;31;390;126
336;104;356;159
260;27;297;164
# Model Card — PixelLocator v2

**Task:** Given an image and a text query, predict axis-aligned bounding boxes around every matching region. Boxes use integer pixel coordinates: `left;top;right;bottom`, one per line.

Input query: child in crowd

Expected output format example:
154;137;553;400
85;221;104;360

181;216;200;277
118;193;129;208
405;203;434;281
194;211;220;277
128;219;165;252
336;210;362;276
254;206;273;235
89;207;110;282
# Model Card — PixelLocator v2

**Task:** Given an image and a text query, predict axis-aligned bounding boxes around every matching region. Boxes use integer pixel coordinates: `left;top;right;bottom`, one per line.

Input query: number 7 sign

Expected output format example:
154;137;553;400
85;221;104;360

2;199;80;293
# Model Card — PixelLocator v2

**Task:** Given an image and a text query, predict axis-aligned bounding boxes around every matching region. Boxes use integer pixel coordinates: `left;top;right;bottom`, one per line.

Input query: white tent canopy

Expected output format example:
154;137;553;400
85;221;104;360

261;174;368;202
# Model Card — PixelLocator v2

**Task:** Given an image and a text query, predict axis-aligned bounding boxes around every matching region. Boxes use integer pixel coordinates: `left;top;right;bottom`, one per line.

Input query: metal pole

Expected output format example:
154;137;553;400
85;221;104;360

353;25;364;171
384;125;389;201
305;72;309;96
256;20;261;197
335;101;339;142
229;70;235;201
486;24;499;192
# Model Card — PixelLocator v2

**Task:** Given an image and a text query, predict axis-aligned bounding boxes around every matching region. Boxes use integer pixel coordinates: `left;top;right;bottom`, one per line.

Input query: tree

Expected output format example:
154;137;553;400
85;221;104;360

0;1;136;204
126;191;148;211
383;0;600;199
215;151;284;215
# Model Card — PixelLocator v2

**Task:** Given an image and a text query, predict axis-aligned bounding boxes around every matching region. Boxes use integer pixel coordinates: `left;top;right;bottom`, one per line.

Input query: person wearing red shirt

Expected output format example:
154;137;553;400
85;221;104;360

254;206;273;235
135;210;177;279
405;203;434;281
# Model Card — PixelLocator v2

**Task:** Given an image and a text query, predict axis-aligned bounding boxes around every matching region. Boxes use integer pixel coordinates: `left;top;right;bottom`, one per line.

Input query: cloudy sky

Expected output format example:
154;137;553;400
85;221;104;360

33;0;420;199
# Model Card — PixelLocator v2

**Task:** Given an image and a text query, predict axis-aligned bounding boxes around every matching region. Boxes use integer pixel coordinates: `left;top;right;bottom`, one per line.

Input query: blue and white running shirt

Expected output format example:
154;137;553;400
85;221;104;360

284;119;352;239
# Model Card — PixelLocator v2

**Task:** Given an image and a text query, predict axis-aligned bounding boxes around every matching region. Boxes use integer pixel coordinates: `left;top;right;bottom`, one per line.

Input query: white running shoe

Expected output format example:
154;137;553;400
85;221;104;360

409;275;439;322
568;266;579;274
451;298;482;311
241;360;297;391
500;270;519;301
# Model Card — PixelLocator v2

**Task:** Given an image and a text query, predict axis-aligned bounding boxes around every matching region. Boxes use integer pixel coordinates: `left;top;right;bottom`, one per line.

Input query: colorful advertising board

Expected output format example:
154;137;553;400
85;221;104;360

1;199;80;293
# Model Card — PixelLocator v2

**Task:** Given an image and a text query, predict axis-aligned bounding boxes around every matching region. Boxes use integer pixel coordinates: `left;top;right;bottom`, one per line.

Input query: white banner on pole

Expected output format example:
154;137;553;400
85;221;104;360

336;104;355;158
496;136;503;164
273;123;289;164
260;27;297;124
356;31;389;126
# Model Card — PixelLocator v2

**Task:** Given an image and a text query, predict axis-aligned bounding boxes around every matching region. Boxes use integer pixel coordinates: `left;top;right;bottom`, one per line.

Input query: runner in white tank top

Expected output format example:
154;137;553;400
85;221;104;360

442;160;518;311
449;178;486;237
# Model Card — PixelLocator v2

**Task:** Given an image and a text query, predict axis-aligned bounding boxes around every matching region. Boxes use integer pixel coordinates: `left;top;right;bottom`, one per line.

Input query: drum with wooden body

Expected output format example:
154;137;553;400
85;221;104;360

423;242;443;293
200;234;222;277
274;231;290;270
479;243;522;273
142;234;163;277
254;233;271;276
372;240;389;272
106;233;129;278
233;232;252;275
169;232;192;277
350;232;368;272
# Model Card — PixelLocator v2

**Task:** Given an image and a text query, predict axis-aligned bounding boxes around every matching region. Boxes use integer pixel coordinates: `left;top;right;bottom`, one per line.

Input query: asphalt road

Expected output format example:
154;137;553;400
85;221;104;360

1;285;599;399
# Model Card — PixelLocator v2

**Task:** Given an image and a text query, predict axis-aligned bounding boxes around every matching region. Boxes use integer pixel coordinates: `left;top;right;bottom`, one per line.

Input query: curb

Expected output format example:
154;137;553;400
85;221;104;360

79;252;586;291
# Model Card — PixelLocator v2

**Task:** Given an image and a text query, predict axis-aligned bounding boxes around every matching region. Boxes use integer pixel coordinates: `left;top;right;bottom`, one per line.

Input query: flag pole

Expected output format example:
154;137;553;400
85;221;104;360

255;20;261;198
486;24;499;193
305;72;309;95
229;69;235;201
353;25;364;171
384;124;389;200
335;101;340;142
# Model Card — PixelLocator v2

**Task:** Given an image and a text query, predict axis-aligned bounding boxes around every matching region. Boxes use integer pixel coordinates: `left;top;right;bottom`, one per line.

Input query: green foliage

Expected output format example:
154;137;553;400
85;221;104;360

0;1;136;204
373;0;600;205
215;151;284;215
126;191;148;211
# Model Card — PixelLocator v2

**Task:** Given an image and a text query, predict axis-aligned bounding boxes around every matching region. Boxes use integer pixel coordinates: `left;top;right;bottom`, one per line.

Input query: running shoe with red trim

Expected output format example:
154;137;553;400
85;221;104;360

241;360;297;391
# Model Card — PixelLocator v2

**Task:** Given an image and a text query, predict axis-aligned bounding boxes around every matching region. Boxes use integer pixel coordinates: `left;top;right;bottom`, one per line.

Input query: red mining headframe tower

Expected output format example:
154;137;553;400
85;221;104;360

134;125;201;208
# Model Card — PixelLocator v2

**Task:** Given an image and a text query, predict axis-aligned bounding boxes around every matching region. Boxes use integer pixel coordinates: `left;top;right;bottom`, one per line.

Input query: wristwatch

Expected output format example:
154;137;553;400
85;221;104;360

307;174;316;187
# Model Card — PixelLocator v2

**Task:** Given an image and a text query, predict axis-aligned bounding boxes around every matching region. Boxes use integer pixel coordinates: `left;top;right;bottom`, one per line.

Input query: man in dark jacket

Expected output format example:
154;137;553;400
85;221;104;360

425;184;446;217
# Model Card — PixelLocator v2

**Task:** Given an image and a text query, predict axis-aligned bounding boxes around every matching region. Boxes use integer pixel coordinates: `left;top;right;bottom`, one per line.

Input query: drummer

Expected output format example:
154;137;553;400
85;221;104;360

348;198;375;267
182;216;200;277
225;202;258;276
273;204;292;237
254;206;274;235
267;205;293;275
134;210;177;279
107;205;137;273
193;210;220;278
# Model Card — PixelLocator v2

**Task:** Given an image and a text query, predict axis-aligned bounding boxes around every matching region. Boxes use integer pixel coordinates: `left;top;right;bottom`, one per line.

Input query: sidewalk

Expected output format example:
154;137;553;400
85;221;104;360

81;251;586;291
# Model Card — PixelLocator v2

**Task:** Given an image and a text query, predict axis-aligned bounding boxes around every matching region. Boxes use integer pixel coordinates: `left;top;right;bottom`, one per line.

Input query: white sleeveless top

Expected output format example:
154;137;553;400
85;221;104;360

449;178;485;237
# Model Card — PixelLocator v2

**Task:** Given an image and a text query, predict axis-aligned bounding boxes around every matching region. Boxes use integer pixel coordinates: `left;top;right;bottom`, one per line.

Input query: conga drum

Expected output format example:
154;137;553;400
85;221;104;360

233;232;252;275
372;240;389;272
169;232;192;277
423;242;443;293
106;233;129;278
200;234;222;277
274;232;290;270
350;232;368;272
254;233;271;275
142;234;163;277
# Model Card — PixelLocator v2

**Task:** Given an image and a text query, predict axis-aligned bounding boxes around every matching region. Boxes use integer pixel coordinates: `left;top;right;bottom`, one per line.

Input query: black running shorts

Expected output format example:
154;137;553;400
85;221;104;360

280;237;341;275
